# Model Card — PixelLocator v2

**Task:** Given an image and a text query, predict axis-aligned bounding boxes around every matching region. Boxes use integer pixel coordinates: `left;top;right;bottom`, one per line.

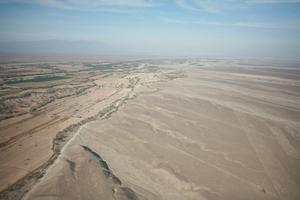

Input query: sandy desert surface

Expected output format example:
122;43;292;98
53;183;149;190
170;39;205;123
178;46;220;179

1;59;300;200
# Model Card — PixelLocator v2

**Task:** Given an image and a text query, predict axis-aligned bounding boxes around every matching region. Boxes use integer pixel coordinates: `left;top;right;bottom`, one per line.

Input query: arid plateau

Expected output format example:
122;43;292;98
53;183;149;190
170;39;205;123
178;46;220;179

0;59;299;200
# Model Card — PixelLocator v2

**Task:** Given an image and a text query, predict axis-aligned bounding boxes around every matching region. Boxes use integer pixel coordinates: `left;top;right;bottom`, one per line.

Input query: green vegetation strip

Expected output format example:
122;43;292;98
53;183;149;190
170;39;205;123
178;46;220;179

6;76;67;84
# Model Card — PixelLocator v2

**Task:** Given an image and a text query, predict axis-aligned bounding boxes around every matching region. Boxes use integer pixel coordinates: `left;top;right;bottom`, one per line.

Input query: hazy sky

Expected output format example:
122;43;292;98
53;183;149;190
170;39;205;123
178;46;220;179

0;0;300;59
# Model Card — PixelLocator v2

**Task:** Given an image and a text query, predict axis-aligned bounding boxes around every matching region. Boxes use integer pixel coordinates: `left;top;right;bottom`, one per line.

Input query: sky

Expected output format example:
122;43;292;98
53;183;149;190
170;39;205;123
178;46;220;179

0;0;300;60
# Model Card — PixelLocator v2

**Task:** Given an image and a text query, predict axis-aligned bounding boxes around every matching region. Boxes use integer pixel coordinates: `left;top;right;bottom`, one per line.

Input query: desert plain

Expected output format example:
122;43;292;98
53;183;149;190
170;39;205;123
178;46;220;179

0;59;299;200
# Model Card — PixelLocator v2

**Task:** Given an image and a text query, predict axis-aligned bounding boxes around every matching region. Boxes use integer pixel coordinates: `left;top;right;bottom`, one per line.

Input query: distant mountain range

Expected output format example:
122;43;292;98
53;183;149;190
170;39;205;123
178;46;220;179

0;40;161;62
0;40;113;54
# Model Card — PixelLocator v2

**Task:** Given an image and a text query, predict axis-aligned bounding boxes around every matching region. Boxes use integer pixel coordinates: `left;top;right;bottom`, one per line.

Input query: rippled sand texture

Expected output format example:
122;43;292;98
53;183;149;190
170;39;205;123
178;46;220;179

26;61;300;200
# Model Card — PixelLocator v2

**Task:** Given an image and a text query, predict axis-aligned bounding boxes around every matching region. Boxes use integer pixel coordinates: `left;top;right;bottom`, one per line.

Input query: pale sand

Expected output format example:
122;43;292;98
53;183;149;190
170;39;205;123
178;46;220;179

23;60;300;200
0;60;184;199
0;73;130;192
